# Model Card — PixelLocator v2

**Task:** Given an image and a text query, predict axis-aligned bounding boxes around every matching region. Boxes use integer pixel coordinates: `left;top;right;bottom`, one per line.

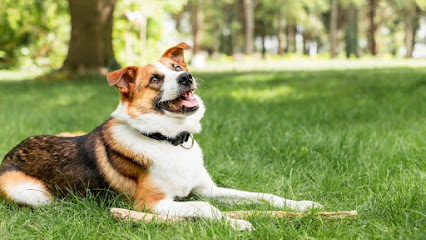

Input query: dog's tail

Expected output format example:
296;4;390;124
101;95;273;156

0;170;52;207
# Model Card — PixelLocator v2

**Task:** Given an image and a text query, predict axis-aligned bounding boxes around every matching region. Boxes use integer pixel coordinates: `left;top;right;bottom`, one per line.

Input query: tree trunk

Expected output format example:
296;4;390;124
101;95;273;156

63;0;118;75
330;0;338;58
277;8;285;55
405;17;414;58
243;0;254;54
261;33;266;59
368;0;378;56
172;10;186;32
345;5;359;58
191;0;203;55
221;3;234;56
302;35;309;55
404;4;419;58
287;25;295;53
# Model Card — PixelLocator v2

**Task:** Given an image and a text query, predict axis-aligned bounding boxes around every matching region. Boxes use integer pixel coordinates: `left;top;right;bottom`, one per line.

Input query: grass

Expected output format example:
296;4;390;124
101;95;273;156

0;62;425;239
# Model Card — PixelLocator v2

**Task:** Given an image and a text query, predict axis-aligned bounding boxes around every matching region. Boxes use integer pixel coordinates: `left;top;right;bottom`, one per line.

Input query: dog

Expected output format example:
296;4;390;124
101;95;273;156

0;42;321;231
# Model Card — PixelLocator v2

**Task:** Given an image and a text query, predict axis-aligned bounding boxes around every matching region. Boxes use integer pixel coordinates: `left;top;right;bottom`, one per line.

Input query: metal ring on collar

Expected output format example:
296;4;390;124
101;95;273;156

181;134;194;149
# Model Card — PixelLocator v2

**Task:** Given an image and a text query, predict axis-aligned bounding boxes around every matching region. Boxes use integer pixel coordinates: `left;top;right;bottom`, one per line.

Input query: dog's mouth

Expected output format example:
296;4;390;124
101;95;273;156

159;89;199;114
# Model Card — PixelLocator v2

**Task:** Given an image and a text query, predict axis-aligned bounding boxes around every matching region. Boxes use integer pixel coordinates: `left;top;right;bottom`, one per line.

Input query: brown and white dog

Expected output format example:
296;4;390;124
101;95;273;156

0;43;321;231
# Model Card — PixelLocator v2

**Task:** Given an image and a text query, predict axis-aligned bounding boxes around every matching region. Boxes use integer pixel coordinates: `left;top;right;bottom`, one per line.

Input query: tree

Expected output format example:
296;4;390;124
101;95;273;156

62;0;119;75
191;0;203;55
242;0;254;54
220;2;238;55
368;0;379;56
299;0;329;56
339;0;365;58
287;25;296;53
345;4;359;58
254;0;278;58
330;0;339;58
277;6;286;55
0;0;69;69
280;0;304;53
391;0;426;58
401;1;424;58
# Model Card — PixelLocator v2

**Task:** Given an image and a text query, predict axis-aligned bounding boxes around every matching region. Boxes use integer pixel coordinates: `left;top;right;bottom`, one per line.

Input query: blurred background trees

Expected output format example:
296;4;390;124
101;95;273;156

0;0;425;73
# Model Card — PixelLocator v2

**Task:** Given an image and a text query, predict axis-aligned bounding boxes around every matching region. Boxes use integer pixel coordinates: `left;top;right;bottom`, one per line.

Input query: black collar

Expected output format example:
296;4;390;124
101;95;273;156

139;131;191;146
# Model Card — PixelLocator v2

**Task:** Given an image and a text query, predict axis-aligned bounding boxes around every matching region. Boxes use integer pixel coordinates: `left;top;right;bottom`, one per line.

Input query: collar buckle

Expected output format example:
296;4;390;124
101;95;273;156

180;134;194;149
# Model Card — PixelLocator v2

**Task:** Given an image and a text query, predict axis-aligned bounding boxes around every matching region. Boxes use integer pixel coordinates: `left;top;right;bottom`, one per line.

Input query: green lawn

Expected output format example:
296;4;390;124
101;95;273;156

0;64;425;239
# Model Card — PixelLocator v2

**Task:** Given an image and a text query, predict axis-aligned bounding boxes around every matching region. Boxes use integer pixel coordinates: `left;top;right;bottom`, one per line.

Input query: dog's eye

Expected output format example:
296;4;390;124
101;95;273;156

173;64;182;72
150;74;161;83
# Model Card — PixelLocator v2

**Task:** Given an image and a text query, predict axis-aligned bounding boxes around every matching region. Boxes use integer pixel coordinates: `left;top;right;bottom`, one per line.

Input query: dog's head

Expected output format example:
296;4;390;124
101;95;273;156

108;43;205;137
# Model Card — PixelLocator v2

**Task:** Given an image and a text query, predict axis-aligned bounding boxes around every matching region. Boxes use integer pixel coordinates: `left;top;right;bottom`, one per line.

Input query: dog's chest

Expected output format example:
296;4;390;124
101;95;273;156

111;125;205;198
148;143;204;198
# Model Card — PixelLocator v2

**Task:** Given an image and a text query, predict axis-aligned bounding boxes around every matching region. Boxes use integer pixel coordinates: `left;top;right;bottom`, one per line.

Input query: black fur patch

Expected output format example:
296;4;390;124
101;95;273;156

0;123;110;196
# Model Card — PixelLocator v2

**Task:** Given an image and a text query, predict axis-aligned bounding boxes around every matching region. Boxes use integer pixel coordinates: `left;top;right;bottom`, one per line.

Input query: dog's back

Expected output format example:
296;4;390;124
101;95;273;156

0;125;109;205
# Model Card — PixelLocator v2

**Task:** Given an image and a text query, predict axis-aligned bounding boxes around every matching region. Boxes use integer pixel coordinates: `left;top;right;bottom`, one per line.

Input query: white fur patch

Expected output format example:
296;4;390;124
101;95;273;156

194;186;323;212
7;182;50;207
154;199;222;218
110;97;205;138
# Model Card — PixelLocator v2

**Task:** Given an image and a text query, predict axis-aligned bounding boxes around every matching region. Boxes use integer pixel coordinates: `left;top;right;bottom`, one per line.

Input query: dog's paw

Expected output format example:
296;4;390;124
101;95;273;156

228;218;254;231
266;194;322;212
292;200;323;212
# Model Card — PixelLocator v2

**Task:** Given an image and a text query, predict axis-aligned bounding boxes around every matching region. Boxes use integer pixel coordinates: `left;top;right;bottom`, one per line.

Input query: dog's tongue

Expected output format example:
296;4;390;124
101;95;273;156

178;98;198;108
172;90;198;108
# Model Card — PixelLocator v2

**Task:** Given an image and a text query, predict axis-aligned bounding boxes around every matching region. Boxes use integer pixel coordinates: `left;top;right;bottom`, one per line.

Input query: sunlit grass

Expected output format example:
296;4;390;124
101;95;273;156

0;63;425;239
193;58;426;72
231;85;294;101
0;70;43;81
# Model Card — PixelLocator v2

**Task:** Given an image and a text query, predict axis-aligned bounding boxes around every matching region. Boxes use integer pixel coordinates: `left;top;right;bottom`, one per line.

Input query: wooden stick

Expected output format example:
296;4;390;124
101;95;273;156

110;208;357;224
110;208;185;224
224;210;358;219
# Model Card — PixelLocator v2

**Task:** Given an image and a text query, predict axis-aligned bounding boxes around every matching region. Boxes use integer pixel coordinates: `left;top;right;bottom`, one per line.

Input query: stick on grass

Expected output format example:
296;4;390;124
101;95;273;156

110;208;357;224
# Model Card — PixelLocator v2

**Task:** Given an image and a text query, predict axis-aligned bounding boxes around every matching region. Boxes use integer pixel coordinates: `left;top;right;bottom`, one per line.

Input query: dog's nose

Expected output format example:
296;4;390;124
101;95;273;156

177;72;193;86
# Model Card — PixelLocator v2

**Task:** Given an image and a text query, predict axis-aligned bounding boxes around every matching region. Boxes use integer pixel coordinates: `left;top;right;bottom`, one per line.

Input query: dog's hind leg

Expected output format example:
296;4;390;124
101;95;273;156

193;168;322;212
0;171;52;207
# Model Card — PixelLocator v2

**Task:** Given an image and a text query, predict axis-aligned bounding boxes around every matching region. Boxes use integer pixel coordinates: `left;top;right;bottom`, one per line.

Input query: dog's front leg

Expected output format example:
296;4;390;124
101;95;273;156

194;170;322;211
152;199;253;231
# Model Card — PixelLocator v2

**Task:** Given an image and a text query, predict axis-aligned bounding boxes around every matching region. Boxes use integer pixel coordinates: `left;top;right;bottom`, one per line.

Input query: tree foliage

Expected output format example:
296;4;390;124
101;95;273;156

0;0;425;70
0;0;69;69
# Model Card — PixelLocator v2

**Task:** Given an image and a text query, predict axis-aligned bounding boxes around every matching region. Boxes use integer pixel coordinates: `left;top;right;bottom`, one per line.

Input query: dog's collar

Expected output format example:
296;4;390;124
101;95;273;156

139;131;194;148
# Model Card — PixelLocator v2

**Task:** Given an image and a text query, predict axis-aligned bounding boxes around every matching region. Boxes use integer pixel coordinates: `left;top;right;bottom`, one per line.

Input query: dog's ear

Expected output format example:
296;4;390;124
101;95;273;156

106;66;138;94
162;42;192;67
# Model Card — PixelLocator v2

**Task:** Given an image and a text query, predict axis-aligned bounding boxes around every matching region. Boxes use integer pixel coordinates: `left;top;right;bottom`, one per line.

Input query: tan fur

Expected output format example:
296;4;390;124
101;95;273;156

94;138;138;197
133;174;166;211
161;42;191;68
56;131;86;137
102;119;152;168
126;64;164;117
0;171;52;201
98;120;166;210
